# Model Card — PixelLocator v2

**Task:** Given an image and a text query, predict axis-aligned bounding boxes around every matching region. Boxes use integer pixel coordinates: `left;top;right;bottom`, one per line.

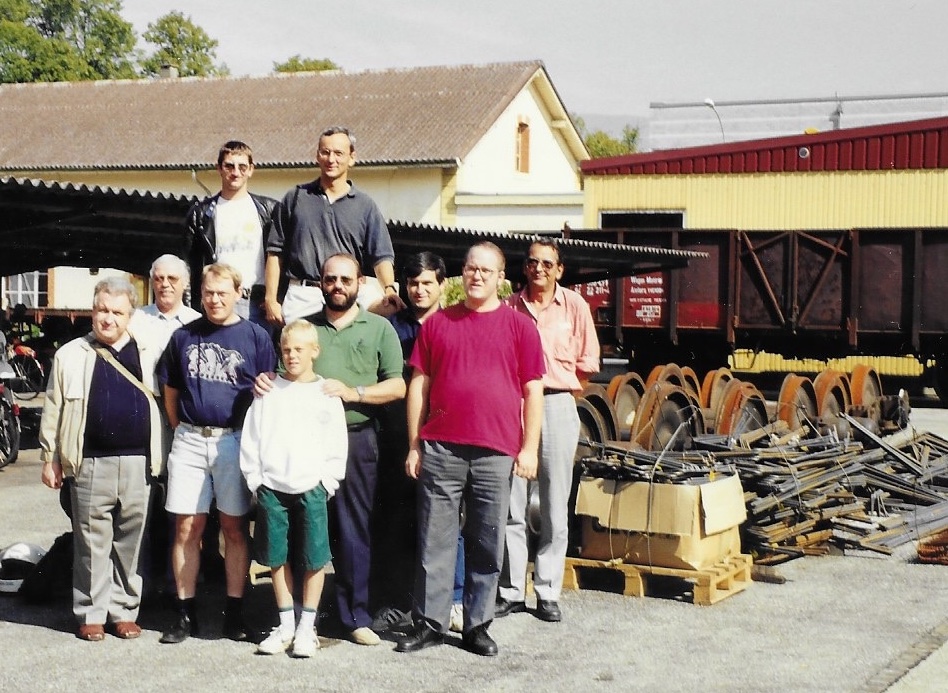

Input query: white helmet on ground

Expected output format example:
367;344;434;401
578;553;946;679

0;542;46;593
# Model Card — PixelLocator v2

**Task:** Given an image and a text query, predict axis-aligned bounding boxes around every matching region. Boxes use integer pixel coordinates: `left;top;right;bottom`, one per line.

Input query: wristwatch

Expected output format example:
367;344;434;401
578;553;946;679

356;385;366;402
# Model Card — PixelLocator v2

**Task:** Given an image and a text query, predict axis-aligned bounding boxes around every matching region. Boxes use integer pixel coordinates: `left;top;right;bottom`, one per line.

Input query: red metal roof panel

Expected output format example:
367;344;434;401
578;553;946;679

583;116;948;175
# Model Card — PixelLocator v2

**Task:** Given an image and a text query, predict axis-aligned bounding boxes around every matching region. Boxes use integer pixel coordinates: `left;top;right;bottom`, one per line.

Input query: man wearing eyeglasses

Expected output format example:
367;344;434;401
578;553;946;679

185;140;277;332
264;126;405;325
496;239;600;624
396;242;545;657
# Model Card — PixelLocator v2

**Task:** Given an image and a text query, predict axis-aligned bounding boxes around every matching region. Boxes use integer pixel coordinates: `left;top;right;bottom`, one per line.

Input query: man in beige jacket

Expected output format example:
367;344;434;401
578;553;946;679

40;276;163;642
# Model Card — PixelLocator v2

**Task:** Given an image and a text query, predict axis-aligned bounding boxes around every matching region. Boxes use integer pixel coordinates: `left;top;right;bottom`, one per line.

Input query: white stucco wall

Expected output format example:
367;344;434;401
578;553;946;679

48;267;131;310
458;86;580;196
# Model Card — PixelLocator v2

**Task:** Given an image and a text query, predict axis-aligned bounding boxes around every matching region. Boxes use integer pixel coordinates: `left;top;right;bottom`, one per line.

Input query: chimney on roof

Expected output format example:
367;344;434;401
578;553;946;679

159;64;179;79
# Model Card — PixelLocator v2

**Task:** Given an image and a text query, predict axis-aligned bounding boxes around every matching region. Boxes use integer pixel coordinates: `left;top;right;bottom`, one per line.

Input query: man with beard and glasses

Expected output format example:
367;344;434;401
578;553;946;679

256;253;404;646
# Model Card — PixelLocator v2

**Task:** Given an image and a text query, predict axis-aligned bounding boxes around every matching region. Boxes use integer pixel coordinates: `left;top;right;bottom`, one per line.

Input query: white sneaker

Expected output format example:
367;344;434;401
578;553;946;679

257;627;293;655
350;626;381;646
291;628;319;658
449;603;464;633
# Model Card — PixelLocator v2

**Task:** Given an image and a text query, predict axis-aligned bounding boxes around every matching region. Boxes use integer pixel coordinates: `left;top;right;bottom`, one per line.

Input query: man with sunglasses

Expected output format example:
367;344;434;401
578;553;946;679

185;140;277;332
496;239;600;624
255;253;405;646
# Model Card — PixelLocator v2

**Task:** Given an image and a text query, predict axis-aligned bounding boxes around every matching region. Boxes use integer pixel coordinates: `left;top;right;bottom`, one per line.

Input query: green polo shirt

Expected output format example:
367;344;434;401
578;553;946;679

307;308;403;427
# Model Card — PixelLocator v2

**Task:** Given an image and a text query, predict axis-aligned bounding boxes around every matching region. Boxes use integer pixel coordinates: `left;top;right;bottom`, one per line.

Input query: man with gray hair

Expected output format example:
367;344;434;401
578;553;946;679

40;276;165;642
128;254;202;597
135;254;202;339
130;254;201;402
264;126;404;323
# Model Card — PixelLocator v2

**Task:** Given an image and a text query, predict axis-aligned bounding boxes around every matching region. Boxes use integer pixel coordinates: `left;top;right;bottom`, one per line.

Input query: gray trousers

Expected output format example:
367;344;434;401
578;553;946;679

500;392;580;602
414;441;512;633
71;455;148;625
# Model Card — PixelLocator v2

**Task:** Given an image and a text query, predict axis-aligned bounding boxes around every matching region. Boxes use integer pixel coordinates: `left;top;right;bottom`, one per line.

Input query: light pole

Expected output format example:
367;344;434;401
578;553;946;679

704;98;725;143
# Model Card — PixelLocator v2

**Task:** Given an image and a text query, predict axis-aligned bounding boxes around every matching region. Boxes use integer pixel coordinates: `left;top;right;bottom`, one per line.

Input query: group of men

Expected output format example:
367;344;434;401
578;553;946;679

38;126;601;658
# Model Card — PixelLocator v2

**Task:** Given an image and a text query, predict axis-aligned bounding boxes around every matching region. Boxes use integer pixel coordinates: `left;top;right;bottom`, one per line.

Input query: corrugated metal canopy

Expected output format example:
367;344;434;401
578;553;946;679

0;177;704;281
388;222;705;285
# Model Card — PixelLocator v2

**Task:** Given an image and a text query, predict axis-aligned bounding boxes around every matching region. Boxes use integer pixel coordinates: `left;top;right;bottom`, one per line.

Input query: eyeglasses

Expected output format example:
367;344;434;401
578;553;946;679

322;274;356;287
462;265;498;278
525;257;557;271
317;148;350;160
220;162;250;173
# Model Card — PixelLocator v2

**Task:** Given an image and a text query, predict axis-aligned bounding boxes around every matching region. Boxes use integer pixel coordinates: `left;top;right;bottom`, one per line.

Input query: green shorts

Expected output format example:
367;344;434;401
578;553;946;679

253;484;331;572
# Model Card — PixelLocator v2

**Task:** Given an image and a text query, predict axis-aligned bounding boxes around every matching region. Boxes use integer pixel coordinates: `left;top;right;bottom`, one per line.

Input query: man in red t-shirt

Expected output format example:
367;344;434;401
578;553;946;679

395;242;545;657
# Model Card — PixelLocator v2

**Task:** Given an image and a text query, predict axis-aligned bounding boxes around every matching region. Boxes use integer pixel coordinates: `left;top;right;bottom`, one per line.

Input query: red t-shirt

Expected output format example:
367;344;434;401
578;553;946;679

408;303;545;457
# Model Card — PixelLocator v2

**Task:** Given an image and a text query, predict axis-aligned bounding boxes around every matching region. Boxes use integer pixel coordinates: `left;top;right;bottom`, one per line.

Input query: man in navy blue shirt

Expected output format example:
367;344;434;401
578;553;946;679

40;277;165;642
375;253;471;635
158;263;276;644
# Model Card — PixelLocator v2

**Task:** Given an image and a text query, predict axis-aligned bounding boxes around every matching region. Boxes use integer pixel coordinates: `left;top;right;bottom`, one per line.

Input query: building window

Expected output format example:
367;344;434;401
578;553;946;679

516;119;530;173
4;271;49;309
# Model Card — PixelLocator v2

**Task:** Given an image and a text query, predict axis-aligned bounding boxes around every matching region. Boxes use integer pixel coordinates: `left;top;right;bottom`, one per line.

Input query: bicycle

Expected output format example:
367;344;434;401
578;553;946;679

0;382;20;468
6;340;45;401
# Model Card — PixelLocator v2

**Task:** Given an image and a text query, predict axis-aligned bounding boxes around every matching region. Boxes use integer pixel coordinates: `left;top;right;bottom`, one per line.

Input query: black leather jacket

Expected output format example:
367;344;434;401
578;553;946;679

184;192;278;308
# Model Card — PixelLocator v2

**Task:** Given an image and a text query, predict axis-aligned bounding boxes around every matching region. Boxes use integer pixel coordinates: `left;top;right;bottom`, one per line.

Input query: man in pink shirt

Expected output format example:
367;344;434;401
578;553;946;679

497;238;600;623
396;242;545;657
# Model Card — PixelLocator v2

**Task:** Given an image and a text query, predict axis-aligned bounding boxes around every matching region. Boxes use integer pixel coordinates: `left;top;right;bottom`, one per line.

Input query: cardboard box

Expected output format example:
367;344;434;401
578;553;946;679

575;474;746;571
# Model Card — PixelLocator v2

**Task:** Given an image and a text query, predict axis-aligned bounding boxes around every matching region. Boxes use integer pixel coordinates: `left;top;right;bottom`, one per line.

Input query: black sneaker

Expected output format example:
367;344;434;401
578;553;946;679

372;606;413;633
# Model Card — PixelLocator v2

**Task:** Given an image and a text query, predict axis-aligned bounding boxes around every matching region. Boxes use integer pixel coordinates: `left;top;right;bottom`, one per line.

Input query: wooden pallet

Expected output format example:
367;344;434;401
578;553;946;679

562;553;753;606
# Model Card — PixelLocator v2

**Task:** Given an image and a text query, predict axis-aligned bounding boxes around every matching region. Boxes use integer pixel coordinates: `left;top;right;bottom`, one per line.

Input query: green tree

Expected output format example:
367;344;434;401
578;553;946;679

442;275;512;307
0;0;136;82
573;115;639;158
0;0;31;22
273;55;340;73
0;18;90;82
140;10;226;77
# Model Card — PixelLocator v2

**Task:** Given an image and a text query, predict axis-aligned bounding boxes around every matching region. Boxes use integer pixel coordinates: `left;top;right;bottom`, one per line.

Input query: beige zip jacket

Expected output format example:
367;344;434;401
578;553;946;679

39;330;164;478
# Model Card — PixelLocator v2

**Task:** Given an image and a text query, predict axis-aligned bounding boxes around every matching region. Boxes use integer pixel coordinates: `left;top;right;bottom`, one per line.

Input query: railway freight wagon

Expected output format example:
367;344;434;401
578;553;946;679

566;226;948;398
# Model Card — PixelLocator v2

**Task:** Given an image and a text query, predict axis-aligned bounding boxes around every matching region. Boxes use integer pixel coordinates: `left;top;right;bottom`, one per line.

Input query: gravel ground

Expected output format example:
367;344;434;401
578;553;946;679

1;399;946;692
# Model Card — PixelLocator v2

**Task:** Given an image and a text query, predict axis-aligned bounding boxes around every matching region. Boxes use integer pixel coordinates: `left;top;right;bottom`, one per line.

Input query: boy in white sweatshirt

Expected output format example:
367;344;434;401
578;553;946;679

240;320;348;657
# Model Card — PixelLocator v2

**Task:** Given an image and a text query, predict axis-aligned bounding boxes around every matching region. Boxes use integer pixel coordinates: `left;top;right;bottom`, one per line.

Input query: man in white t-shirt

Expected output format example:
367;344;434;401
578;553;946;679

185;140;277;333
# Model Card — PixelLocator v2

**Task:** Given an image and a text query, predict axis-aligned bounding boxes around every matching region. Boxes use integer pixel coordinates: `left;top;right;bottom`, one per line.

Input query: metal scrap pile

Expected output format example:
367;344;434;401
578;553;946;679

578;415;948;566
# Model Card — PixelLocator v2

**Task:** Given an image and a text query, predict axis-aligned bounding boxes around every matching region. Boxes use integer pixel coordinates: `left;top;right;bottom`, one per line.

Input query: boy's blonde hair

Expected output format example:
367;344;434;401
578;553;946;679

280;319;320;353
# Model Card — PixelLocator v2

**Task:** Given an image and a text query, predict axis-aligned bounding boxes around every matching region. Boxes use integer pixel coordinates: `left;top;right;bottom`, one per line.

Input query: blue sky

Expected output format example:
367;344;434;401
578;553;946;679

122;0;948;126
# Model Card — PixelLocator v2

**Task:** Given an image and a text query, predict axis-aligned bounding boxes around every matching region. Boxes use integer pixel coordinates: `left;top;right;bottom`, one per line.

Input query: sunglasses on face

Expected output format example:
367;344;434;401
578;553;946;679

526;258;557;270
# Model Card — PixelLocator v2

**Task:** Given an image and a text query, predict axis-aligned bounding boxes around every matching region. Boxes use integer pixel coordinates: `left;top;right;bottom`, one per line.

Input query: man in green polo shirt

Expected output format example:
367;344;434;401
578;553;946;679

303;253;405;645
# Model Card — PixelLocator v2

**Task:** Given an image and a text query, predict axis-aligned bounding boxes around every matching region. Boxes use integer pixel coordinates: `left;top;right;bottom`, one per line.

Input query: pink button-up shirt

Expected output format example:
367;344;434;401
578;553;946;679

506;284;600;392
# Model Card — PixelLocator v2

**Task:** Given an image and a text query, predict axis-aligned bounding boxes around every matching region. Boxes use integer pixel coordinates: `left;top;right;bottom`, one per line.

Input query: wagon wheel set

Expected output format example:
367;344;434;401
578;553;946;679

575;363;906;453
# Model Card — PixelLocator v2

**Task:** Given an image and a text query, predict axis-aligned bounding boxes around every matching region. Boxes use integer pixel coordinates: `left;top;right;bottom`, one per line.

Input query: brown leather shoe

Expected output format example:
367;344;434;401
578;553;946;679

77;624;105;641
113;621;142;639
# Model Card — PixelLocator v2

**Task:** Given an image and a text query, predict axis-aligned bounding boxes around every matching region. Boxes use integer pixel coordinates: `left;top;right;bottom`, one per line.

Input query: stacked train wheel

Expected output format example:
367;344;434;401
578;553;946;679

582;362;906;455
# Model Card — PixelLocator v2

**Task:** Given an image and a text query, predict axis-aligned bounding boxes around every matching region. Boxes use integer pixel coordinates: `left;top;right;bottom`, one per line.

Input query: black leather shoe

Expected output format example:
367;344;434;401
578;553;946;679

395;623;444;653
535;599;562;622
462;625;498;657
159;613;195;644
494;597;526;618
